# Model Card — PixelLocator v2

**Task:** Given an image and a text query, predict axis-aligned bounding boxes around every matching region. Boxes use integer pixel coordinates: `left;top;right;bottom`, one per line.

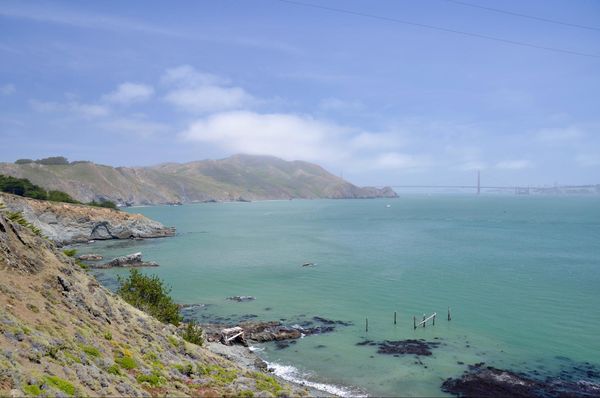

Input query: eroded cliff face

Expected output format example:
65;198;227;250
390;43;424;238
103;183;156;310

0;193;175;246
0;212;307;397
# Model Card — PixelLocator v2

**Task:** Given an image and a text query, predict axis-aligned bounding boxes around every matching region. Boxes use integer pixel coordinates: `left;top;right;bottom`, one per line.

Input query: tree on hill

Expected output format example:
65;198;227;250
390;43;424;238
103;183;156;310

88;199;118;210
0;175;48;199
14;159;34;164
35;156;69;165
47;190;79;204
117;269;182;326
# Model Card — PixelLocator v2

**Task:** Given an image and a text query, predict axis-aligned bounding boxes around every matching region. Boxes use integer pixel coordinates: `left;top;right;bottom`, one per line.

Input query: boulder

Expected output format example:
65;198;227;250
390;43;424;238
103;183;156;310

94;252;158;269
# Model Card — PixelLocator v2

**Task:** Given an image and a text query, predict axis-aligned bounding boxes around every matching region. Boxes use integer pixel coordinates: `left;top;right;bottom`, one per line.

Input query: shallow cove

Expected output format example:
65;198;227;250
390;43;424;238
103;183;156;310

77;196;600;397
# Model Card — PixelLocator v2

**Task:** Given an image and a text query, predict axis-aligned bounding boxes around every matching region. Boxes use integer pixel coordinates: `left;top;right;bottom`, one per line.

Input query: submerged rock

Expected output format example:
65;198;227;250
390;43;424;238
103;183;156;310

378;339;441;356
226;296;255;302
356;339;441;357
441;362;600;398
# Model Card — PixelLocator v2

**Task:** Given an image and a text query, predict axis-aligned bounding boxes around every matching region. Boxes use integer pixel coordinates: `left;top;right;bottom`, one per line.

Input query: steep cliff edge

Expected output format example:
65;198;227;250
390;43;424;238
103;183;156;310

0;193;175;246
0;211;308;397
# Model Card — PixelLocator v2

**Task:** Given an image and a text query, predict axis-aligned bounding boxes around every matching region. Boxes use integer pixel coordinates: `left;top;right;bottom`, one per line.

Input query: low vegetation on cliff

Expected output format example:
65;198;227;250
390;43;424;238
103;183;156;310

117;269;182;327
0;209;304;397
0;174;117;209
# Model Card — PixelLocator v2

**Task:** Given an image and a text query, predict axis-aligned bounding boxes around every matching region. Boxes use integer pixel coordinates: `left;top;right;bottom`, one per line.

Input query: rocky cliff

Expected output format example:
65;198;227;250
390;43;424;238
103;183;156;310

0;154;397;205
0;193;175;246
0;210;308;397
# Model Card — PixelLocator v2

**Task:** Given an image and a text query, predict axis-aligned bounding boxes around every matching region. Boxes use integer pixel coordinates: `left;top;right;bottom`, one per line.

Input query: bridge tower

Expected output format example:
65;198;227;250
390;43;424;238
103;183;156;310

477;170;481;195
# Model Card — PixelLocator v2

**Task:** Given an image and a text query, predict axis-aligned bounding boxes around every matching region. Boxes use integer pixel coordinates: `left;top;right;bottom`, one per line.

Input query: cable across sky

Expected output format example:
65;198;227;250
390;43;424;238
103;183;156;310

276;0;600;58
443;0;600;32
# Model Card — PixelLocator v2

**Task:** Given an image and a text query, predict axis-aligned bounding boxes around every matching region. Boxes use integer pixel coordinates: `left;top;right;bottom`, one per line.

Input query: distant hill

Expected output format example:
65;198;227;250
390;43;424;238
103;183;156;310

0;154;397;205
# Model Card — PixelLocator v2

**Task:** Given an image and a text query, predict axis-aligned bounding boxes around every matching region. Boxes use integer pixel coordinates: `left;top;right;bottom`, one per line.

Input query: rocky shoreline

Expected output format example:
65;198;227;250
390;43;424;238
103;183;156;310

0;193;175;246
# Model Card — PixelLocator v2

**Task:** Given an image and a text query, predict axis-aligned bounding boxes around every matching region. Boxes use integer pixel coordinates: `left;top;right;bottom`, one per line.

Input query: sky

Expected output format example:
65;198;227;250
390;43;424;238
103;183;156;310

1;0;599;187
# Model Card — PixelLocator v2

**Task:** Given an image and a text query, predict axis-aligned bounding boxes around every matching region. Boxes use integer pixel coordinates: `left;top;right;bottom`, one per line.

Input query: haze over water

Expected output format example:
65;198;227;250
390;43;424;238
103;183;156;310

82;195;600;396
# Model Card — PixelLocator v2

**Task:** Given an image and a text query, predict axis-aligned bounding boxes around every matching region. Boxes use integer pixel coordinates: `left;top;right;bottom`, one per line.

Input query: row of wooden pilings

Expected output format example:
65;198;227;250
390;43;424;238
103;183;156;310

364;307;451;332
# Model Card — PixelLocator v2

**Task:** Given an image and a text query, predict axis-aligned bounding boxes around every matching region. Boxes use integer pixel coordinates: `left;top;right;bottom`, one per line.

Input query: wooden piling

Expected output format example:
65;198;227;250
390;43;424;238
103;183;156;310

365;317;369;332
433;314;436;326
394;311;397;325
422;314;426;328
448;307;451;321
413;316;416;330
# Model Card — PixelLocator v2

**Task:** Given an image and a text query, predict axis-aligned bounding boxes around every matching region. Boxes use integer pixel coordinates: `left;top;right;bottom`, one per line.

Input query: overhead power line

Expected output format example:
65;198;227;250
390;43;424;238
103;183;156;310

444;0;600;32
276;0;600;58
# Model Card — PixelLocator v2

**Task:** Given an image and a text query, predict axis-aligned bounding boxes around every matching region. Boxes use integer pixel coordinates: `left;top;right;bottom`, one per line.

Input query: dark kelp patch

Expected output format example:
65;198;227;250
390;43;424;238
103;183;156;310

441;362;600;398
356;339;442;356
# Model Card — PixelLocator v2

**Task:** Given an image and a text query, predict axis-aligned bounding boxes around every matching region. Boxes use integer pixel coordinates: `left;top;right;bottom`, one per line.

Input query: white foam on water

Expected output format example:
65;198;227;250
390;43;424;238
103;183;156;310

266;361;367;397
248;346;264;352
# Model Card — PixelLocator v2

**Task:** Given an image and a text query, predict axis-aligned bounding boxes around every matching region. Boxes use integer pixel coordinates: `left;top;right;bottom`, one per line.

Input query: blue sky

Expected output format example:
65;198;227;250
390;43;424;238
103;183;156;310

1;0;599;186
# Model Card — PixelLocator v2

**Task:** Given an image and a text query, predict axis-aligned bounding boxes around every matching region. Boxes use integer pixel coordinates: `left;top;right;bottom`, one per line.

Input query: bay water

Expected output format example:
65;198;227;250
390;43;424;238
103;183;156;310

78;196;600;396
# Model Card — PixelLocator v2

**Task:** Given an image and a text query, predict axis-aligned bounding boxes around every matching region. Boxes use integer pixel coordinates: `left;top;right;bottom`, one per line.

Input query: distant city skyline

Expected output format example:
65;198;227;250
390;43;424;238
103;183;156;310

1;0;599;187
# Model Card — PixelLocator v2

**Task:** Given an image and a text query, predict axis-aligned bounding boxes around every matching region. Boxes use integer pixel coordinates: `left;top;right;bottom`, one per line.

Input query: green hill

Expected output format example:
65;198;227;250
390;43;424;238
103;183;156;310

0;154;397;205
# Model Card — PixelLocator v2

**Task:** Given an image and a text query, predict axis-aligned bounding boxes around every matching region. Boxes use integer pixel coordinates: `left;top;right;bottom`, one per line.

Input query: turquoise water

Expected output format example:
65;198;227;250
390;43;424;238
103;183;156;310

78;196;600;396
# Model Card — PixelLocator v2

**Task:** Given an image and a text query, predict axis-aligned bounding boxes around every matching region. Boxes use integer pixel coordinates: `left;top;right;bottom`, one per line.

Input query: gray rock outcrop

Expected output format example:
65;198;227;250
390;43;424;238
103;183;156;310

94;252;158;269
0;193;175;246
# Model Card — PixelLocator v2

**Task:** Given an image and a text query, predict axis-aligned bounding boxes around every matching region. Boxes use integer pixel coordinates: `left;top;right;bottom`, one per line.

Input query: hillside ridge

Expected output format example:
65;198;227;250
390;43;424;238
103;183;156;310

0;154;397;205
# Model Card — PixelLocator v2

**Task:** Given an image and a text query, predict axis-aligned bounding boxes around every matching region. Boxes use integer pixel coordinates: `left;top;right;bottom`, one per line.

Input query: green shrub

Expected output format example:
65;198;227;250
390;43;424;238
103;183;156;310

136;371;163;387
0;173;79;205
0;175;47;200
181;320;204;346
174;363;194;376
114;354;137;370
22;383;42;396
197;364;237;385
45;376;75;396
81;345;100;358
6;211;42;236
104;331;112;340
117;269;182;326
252;372;283;395
48;190;79;204
15;159;34;164
106;364;121;375
87;199;118;210
63;249;77;257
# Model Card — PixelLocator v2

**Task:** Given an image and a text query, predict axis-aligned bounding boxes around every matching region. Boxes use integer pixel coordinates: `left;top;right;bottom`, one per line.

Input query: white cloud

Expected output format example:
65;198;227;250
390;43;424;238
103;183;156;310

103;83;154;105
536;126;583;143
166;86;253;113
161;65;228;87
30;99;109;118
495;159;533;170
1;84;15;95
163;65;254;113
180;111;348;162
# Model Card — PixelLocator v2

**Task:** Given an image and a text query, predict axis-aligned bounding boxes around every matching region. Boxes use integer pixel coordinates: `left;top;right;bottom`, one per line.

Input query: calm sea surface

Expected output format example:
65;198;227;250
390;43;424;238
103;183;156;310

77;196;600;396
